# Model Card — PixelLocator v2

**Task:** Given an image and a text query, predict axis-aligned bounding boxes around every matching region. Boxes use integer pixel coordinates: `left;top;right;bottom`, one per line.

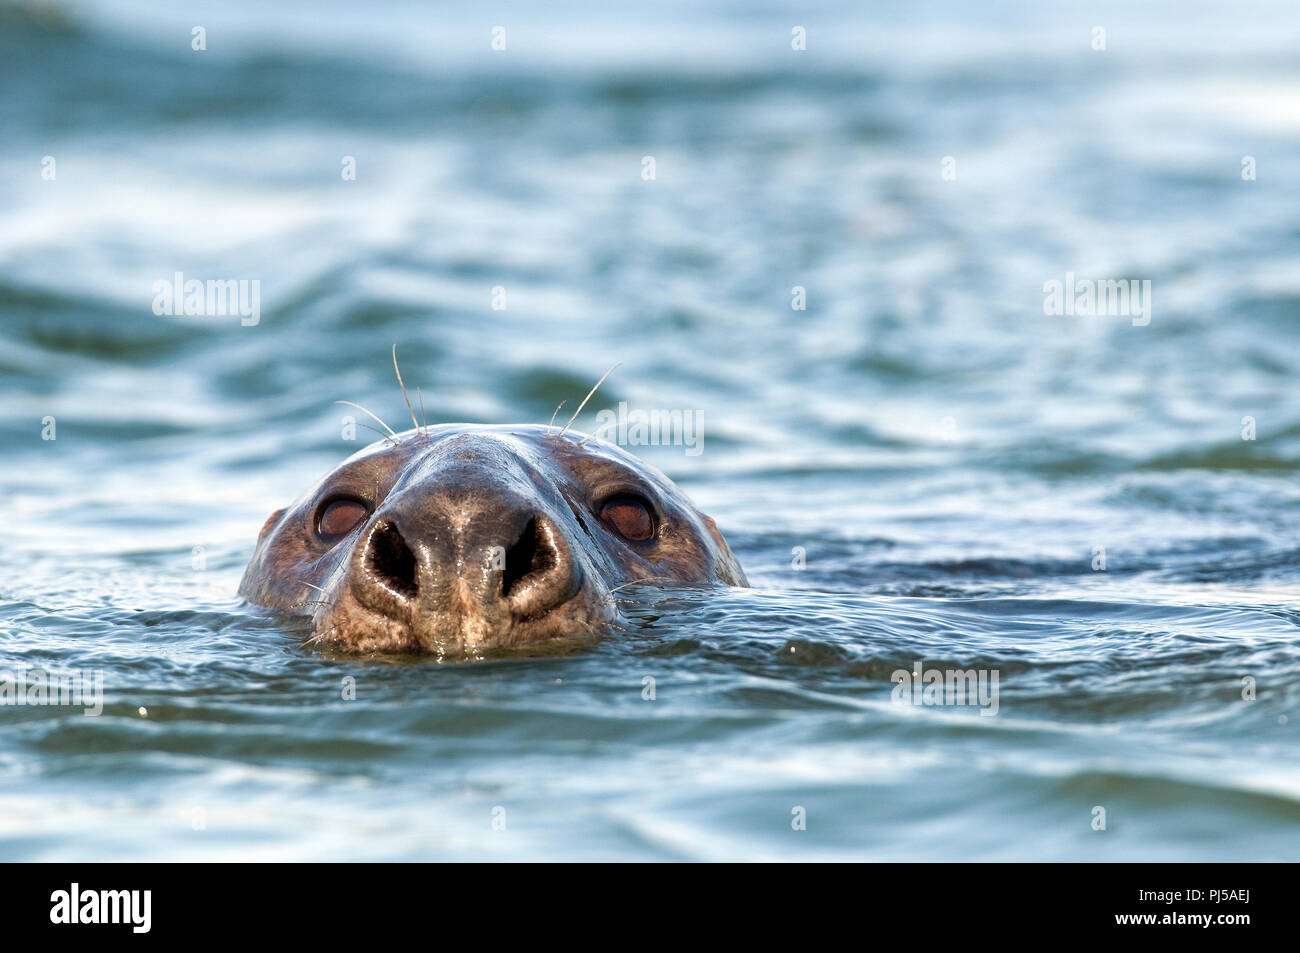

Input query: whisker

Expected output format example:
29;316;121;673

557;363;620;439
602;575;681;599
295;579;327;594
392;344;421;436
336;400;400;439
546;400;567;436
416;387;429;433
357;422;398;446
303;623;337;648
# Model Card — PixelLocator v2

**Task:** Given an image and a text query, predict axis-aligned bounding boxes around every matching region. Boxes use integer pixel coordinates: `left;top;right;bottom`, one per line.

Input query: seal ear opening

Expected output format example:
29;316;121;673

258;508;286;541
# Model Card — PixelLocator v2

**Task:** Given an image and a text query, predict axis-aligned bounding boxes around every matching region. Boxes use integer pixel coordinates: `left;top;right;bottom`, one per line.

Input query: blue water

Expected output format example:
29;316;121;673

3;0;1300;860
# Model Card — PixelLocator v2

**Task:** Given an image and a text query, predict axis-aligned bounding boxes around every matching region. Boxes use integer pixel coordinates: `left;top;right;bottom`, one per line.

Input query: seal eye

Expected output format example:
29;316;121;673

599;495;655;542
317;498;370;541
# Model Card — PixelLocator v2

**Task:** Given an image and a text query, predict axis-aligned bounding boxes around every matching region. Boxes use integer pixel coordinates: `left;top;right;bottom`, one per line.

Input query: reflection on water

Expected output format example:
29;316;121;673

2;0;1300;860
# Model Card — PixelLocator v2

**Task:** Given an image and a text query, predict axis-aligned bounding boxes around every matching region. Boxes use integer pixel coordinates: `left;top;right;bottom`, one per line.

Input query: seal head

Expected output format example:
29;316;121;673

239;424;746;656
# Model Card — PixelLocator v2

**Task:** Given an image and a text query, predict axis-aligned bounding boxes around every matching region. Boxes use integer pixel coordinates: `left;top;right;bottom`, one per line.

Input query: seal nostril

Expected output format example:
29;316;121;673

502;516;555;598
366;521;418;599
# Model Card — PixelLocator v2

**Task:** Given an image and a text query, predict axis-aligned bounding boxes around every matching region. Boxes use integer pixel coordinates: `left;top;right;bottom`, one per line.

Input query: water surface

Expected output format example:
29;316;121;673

3;0;1300;860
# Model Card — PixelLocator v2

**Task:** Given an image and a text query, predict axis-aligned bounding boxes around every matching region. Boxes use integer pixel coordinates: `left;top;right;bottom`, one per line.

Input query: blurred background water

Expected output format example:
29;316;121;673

3;0;1300;860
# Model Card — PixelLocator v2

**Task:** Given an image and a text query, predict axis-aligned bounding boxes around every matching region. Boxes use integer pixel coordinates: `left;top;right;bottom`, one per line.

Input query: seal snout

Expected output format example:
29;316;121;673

349;482;585;651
